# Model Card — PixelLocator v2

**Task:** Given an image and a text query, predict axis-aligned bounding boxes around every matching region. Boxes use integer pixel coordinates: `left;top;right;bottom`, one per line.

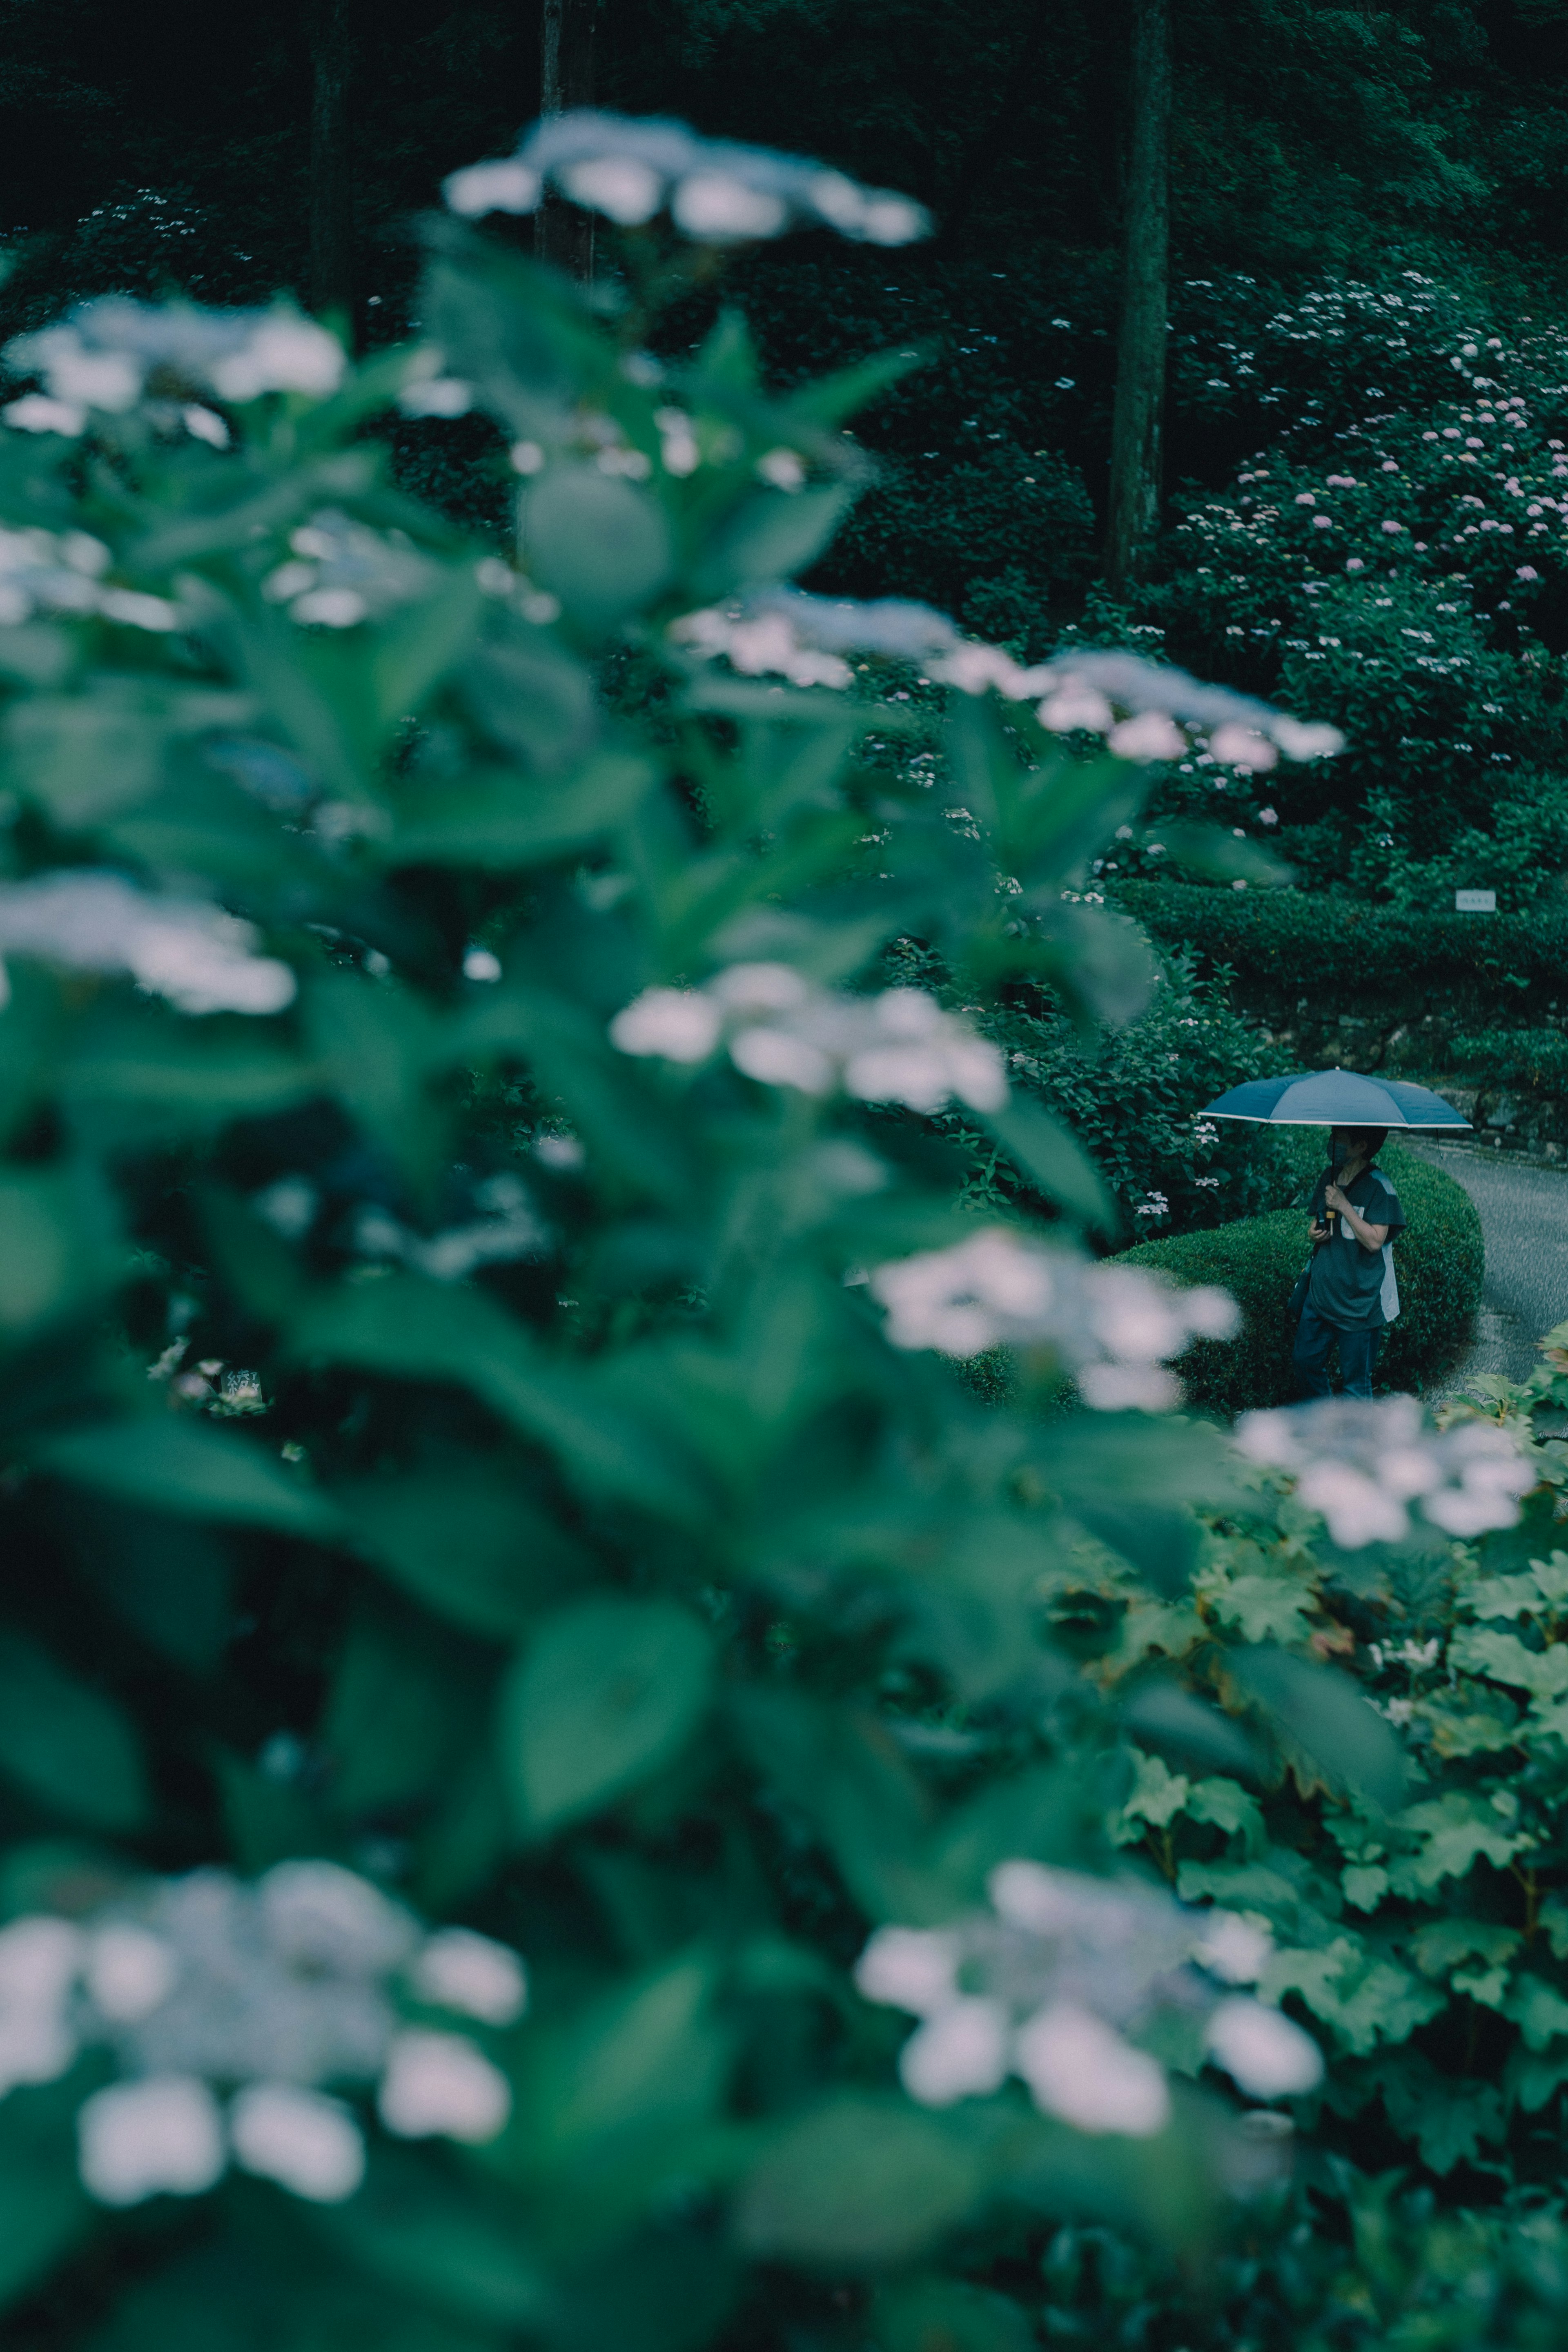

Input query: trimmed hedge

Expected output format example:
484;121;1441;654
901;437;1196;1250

1115;1139;1483;1413
1109;880;1568;1031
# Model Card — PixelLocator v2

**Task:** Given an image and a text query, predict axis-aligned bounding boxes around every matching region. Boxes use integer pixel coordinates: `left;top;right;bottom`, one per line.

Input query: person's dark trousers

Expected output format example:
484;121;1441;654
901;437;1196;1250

1293;1305;1381;1399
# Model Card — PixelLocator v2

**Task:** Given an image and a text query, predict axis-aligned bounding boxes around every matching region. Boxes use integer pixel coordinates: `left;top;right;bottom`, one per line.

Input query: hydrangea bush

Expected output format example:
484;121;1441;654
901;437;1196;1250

1102;269;1568;899
0;113;1552;2352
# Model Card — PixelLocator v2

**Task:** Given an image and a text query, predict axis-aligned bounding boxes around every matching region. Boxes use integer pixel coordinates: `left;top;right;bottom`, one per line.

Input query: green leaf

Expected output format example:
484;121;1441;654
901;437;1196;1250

0;1166;116;1334
368;568;485;731
874;2279;1035;2352
1452;1626;1568;1699
4;679;244;826
736;2097;982;2266
693;485;852;599
336;1464;588;1638
1389;1791;1529;1892
313;2147;549;2330
1209;1573;1314;1647
0;2084;92;2314
1073;1503;1200;1598
500;1597;715;1833
523;468;672;630
33;1418;339;1537
324;1604;488;1816
0;1632;149;1829
459;631;597;770
388;753;653;870
520;1953;726;2167
1229;1646;1406;1812
980;1100;1116;1232
288;1275;709;1522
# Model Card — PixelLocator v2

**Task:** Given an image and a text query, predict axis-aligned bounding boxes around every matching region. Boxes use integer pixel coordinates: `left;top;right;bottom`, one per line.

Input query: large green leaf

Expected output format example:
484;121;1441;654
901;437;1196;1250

693;485;852;599
0;1166;116;1335
33;1418;341;1537
736;2098;982;2266
336;1464;588;1638
288;1275;710;1521
519;1953;728;2168
0;2085;93;2314
1229;1645;1406;1812
980;1100;1116;1233
387;753;653;871
522;468;672;630
499;1596;715;1833
0;1631;149;1829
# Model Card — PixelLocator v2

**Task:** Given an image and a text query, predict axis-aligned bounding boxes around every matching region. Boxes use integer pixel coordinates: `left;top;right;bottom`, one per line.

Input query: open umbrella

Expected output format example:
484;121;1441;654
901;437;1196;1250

1200;1068;1471;1129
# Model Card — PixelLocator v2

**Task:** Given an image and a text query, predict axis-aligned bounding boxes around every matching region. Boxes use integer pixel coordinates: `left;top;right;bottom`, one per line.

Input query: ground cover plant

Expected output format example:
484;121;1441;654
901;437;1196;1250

0;107;1561;2352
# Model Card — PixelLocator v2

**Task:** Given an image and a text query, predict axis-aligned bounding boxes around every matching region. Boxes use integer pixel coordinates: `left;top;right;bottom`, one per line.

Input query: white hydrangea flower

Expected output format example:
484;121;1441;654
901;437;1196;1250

1013;2001;1172;2137
1205;1997;1324;2098
0;873;296;1018
78;2076;226;2206
612;967;1007;1116
378;2029;512;2142
229;2081;366;2203
854;1926;962;2016
443;158;543;216
868;1227;1236;1406
444;111;930;247
4;394;88;437
1235;1396;1534;1548
408;1929;528;2027
0;1916;84;2094
856;1861;1315;2140
610;987;724;1062
0;523;179;633
260;1860;417;1975
85;1926;179;2023
899;1997;1011;2106
1194;1913;1272;1985
4;1866;532;2208
6;298;344;421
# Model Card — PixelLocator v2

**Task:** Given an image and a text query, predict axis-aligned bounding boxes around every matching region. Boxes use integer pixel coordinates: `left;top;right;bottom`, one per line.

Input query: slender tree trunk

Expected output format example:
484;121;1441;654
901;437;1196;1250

309;0;354;328
1103;0;1171;586
535;0;596;281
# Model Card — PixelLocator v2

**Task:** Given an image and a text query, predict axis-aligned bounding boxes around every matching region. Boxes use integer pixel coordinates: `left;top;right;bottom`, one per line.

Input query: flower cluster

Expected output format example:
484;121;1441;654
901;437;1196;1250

866;1228;1236;1406
855;1861;1322;2133
1234;1394;1536;1547
261;510;439;631
445;111;929;247
4;298;344;436
0;1862;525;2208
348;1172;549;1282
0;524;179;634
669;591;1343;766
0;873;296;1016
610;964;1007;1116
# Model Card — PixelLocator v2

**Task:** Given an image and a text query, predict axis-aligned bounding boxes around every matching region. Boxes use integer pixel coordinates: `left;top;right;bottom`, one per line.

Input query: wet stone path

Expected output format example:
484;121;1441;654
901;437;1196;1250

1401;1137;1568;1392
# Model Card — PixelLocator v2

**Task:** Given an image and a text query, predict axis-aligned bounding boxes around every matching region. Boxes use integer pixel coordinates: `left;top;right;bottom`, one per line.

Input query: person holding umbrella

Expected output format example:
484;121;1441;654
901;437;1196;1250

1295;1125;1405;1398
1200;1067;1470;1401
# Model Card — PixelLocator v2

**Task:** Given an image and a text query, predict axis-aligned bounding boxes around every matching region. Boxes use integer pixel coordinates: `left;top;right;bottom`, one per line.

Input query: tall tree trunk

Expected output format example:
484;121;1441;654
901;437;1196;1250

535;0;596;281
309;0;354;328
1103;0;1171;586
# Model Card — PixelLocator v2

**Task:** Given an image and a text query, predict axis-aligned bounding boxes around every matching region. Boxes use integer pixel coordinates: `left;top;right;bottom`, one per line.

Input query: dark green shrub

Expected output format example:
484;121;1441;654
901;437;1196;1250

1115;1140;1483;1410
1111;879;1568;1064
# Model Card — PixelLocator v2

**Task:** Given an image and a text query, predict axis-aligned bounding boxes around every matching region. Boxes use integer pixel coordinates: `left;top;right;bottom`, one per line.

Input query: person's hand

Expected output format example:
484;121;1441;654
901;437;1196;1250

1323;1182;1350;1217
1308;1219;1330;1245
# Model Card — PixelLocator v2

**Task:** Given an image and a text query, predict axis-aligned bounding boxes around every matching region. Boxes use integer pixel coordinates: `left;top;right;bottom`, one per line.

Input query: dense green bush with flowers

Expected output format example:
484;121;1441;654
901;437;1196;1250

0;107;1561;2352
1091;271;1568;904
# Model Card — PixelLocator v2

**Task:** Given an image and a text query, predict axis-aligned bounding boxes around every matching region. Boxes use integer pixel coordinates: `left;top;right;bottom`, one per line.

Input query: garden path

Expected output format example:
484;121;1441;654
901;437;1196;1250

1400;1138;1568;1391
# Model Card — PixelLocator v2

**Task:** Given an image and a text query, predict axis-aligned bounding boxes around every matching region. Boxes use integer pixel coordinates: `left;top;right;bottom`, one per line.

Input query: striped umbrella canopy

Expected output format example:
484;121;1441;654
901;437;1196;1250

1200;1068;1470;1129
